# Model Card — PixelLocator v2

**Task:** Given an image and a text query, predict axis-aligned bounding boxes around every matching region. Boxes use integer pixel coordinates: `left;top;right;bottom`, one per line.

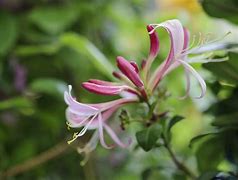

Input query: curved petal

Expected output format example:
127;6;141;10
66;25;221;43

66;108;91;128
77;131;99;154
178;60;206;99
143;25;160;75
183;27;190;51
98;113;114;149
104;123;131;148
147;25;160;59
159;19;185;58
179;68;191;99
77;131;99;165
148;20;185;91
64;85;98;115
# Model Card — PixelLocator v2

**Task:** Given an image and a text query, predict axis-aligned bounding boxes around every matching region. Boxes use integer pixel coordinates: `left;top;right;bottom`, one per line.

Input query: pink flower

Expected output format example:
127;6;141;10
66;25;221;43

64;85;137;149
64;19;226;154
145;19;227;98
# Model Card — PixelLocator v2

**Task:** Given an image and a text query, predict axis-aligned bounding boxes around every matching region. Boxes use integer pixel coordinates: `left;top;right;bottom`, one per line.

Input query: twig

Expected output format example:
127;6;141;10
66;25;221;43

0;141;70;178
162;136;197;179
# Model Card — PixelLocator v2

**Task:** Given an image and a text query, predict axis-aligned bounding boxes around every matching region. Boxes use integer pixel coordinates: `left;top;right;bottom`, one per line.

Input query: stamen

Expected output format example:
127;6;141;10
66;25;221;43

67;113;99;144
187;53;214;63
203;33;212;44
77;113;98;136
180;34;197;56
197;56;228;63
66;111;92;128
180;33;204;56
66;122;71;130
188;32;231;54
205;31;231;45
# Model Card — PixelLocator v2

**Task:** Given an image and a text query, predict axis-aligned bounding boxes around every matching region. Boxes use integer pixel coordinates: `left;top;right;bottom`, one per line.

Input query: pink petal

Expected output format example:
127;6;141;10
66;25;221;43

117;56;144;87
143;25;159;78
76;113;98;136
98;113;114;149
88;98;137;111
112;71;123;80
88;79;120;86
148;20;185;91
147;25;160;58
64;85;98;115
130;61;139;73
104;123;131;148
159;19;184;58
88;79;139;95
82;82;127;95
113;71;137;88
66;108;90;127
141;59;146;69
183;27;190;50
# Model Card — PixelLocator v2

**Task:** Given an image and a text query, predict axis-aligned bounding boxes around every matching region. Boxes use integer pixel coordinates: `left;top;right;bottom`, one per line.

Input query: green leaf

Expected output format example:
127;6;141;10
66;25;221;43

167;115;184;133
141;166;165;180
0;97;33;111
0;11;18;56
197;171;219;180
29;5;80;34
200;0;238;24
60;33;115;80
30;78;67;99
12;140;37;164
189;132;217;148
15;43;61;57
206;88;238;116
162;115;184;143
212;112;238;128
196;136;223;172
136;124;162;152
203;53;238;85
15;32;115;80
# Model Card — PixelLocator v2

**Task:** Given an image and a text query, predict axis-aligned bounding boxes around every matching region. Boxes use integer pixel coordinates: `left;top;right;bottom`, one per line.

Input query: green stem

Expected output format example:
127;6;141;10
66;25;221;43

162;136;197;179
83;157;96;180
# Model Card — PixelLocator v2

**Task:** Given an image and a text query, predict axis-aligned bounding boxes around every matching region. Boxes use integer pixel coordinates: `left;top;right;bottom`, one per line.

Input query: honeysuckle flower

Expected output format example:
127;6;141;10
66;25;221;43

64;85;137;149
64;18;229;155
146;19;228;98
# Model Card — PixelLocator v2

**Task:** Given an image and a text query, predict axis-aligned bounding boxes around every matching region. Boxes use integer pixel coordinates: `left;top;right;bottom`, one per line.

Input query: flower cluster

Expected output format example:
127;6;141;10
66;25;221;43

64;19;226;154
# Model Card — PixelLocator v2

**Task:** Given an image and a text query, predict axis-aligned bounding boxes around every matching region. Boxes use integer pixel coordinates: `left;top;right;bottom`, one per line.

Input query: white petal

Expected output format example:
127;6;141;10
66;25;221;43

179;68;191;100
178;60;206;99
104;123;131;148
98;113;113;149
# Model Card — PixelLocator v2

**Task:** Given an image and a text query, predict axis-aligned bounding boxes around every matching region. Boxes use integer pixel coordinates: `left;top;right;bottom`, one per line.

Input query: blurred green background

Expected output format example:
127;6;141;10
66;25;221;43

0;0;238;179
